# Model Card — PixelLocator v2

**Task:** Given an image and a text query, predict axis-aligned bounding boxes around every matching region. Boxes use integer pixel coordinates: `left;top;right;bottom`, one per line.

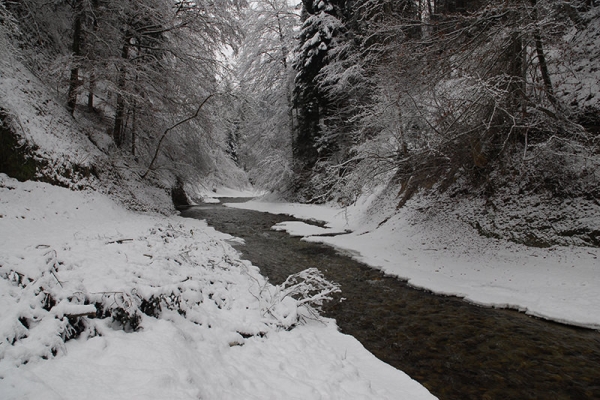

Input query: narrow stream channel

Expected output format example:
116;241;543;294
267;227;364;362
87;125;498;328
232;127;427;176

179;202;600;400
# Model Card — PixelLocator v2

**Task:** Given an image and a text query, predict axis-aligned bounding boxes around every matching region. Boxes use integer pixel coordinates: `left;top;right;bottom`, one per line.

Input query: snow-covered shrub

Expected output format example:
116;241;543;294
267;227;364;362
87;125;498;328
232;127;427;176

0;216;340;367
0;245;98;366
257;268;340;329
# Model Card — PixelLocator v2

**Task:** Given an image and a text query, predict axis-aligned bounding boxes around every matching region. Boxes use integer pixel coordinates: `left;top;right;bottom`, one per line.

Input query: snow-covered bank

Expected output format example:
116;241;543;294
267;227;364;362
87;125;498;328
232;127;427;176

0;175;435;400
226;197;600;330
186;184;265;204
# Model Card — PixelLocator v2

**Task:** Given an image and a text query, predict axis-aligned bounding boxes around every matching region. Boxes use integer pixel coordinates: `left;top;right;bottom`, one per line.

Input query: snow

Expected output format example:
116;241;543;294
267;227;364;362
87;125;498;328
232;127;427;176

273;221;349;237
0;34;103;171
1;29;435;399
226;195;600;330
188;185;266;204
0;175;435;400
557;7;600;109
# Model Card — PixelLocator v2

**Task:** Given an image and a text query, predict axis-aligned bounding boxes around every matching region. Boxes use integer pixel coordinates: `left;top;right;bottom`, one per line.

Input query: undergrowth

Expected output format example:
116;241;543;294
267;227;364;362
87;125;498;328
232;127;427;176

0;224;339;366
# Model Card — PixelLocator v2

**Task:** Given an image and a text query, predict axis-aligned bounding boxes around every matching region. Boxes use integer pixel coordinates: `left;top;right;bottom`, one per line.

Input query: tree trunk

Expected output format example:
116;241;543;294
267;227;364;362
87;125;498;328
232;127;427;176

530;0;558;109
131;100;137;156
533;32;558;108
87;71;95;111
67;0;84;115
275;13;288;70
113;41;129;147
275;10;294;159
87;0;100;112
507;31;525;111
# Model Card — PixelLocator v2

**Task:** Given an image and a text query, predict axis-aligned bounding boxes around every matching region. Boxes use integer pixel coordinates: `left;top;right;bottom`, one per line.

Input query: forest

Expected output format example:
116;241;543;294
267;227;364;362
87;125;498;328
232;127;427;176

1;0;599;245
2;2;600;399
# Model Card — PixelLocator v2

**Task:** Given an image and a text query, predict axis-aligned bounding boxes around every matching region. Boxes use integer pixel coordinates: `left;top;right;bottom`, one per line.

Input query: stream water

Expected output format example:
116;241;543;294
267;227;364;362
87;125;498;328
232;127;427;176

179;201;600;400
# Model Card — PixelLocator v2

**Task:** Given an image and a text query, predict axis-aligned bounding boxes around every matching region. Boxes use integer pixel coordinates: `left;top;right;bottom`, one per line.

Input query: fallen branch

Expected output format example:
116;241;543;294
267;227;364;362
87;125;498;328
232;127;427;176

106;238;134;244
65;311;97;318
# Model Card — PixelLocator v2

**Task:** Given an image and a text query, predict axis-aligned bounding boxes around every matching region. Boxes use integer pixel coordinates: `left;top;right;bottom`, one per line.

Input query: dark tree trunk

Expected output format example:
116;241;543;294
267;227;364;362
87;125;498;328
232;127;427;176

507;31;525;111
293;96;320;169
87;71;95;111
131;100;137;156
530;0;558;109
67;0;84;115
533;33;557;107
113;41;129;147
87;0;100;112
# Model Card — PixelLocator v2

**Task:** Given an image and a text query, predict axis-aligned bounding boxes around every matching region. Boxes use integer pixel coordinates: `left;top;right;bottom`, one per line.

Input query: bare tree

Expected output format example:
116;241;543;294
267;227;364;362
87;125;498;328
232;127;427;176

234;0;298;191
6;0;247;189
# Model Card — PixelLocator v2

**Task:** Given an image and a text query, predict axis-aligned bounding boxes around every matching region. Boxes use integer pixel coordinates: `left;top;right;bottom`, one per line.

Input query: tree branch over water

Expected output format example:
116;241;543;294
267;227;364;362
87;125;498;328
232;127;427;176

142;94;215;179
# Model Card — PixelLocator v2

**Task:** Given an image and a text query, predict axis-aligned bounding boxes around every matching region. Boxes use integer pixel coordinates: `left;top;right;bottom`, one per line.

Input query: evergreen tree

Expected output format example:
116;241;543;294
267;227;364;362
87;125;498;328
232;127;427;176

292;0;344;171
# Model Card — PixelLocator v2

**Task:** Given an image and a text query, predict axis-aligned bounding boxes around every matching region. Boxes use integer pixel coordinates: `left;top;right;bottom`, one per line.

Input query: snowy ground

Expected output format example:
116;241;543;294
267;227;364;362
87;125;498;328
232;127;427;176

1;32;434;399
185;185;265;204
226;192;600;330
0;175;435;400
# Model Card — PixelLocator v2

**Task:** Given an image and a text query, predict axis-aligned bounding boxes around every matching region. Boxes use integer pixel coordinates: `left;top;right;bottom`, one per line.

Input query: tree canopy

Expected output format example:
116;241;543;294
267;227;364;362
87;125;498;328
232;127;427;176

4;0;600;211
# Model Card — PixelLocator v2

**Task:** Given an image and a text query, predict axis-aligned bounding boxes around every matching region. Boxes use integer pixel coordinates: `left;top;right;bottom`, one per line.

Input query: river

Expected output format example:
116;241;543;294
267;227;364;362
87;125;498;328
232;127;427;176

179;201;600;400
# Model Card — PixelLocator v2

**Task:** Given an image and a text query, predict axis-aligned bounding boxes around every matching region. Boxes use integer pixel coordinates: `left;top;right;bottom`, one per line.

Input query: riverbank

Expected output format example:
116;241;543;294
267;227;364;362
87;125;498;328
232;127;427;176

0;174;435;399
179;201;600;400
225;193;600;330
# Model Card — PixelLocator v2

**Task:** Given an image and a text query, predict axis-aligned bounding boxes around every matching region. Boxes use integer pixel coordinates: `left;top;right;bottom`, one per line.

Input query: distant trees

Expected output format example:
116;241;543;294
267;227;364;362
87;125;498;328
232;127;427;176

233;0;298;191
6;0;598;200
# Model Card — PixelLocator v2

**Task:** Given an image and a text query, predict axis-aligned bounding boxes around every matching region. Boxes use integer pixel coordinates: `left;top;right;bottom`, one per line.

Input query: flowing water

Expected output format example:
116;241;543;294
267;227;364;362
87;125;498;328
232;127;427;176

179;201;600;400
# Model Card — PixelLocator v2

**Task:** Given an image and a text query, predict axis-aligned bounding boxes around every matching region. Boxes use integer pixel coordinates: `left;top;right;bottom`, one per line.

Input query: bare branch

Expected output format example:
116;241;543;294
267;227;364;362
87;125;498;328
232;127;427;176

141;94;215;179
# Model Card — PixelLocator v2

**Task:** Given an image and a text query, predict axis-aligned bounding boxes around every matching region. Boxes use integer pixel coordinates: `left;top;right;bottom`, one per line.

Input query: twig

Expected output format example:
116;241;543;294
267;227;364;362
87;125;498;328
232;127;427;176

51;271;63;288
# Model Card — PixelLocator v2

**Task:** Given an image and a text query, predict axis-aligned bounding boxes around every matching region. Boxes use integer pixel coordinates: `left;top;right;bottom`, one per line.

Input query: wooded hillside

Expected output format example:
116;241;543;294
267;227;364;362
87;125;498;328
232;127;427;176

1;0;599;246
233;0;600;246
